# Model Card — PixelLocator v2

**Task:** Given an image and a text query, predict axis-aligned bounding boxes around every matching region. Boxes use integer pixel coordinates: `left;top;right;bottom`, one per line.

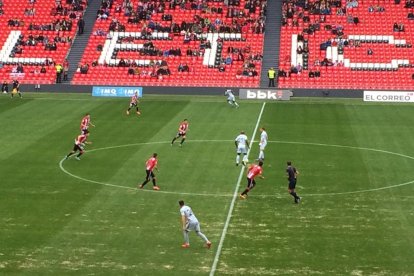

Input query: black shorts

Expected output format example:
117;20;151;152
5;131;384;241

146;170;155;180
129;103;138;108
73;144;83;152
247;177;256;189
288;179;297;190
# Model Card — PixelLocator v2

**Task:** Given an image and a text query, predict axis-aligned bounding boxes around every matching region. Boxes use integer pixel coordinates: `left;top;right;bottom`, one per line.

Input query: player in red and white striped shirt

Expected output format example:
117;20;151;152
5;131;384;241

171;119;189;147
240;161;264;199
139;153;160;190
80;113;95;134
65;129;92;160
126;92;141;115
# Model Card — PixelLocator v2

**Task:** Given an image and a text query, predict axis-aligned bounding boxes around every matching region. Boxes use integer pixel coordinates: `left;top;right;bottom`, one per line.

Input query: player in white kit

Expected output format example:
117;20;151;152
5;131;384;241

224;89;239;108
235;131;250;166
258;127;268;161
179;200;212;249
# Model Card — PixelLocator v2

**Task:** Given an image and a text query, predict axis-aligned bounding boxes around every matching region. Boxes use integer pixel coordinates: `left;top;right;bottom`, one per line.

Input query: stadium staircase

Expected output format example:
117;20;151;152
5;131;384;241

260;0;283;88
65;0;102;82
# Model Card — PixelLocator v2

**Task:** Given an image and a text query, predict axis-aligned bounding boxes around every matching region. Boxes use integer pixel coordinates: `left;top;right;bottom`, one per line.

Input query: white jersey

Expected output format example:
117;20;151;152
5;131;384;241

180;205;199;224
260;131;268;145
225;90;235;102
235;134;248;149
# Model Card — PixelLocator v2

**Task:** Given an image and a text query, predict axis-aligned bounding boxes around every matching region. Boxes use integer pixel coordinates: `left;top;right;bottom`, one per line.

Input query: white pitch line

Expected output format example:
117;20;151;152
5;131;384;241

59;157;231;197
209;102;266;276
59;139;414;197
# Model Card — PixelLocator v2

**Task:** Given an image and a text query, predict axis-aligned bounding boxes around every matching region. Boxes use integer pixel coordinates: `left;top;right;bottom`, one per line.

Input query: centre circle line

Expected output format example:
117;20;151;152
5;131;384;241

59;139;414;197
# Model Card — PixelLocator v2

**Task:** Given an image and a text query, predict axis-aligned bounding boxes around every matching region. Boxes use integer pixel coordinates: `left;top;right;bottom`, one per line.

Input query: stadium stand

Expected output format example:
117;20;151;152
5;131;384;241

0;0;87;84
278;0;414;90
72;0;267;87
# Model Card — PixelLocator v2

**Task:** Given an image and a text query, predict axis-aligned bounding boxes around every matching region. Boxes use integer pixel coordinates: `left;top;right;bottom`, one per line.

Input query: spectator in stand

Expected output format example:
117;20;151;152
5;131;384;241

346;0;358;9
268;67;276;87
80;63;89;74
78;16;85;35
55;63;63;83
218;63;226;72
2;80;9;94
178;63;189;72
393;23;399;31
367;48;373;55
40;65;46;73
63;59;69;81
295;63;303;73
16;63;24;73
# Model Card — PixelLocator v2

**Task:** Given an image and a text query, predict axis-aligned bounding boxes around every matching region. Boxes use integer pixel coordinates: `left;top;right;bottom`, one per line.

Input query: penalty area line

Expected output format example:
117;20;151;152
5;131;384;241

209;102;266;276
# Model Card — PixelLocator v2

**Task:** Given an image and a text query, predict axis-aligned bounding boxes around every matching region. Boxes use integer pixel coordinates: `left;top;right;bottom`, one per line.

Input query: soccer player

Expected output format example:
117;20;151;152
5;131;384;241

80;113;95;134
65;129;92;160
235;131;250;166
126;92;141;115
11;79;22;98
224;89;239;108
257;127;268;161
287;161;301;203
171;119;189;147
240;161;264;199
139;153;160;190
179;200;212;249
2;80;9;94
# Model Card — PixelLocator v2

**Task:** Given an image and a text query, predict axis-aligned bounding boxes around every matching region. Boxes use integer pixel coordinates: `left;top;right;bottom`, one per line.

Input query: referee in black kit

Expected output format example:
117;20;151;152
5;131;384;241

287;161;301;203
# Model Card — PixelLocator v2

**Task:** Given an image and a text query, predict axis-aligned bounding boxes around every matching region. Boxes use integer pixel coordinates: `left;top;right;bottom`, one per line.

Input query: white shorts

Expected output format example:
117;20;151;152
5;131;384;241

259;142;267;151
227;95;235;102
237;146;247;154
185;221;201;232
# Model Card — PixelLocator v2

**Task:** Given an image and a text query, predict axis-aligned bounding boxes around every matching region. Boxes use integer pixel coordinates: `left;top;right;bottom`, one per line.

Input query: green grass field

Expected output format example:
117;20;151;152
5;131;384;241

1;93;414;275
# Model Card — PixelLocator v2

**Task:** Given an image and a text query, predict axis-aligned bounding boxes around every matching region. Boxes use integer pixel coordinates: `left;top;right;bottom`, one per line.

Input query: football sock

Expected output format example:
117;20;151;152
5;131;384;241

290;191;299;200
196;231;209;243
171;138;177;144
234;102;239;107
180;138;185;145
236;155;240;164
242;155;248;162
66;152;74;158
259;150;264;160
241;188;249;196
152;178;156;186
183;231;190;244
141;180;149;187
77;152;83;158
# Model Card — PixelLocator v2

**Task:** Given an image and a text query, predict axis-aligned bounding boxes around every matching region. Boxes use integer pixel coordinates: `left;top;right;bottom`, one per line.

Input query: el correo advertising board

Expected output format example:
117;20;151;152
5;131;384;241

364;91;414;102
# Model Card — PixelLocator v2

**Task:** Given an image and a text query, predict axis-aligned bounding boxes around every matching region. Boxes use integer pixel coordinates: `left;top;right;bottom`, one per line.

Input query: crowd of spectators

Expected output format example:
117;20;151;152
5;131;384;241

9;32;72;57
104;0;268;41
28;19;73;32
82;0;268;80
280;0;366;78
52;0;85;16
125;59;171;78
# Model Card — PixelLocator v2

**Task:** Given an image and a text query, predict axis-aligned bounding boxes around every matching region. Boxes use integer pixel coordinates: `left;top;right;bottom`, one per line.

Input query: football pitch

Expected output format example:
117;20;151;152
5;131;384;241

1;93;413;275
